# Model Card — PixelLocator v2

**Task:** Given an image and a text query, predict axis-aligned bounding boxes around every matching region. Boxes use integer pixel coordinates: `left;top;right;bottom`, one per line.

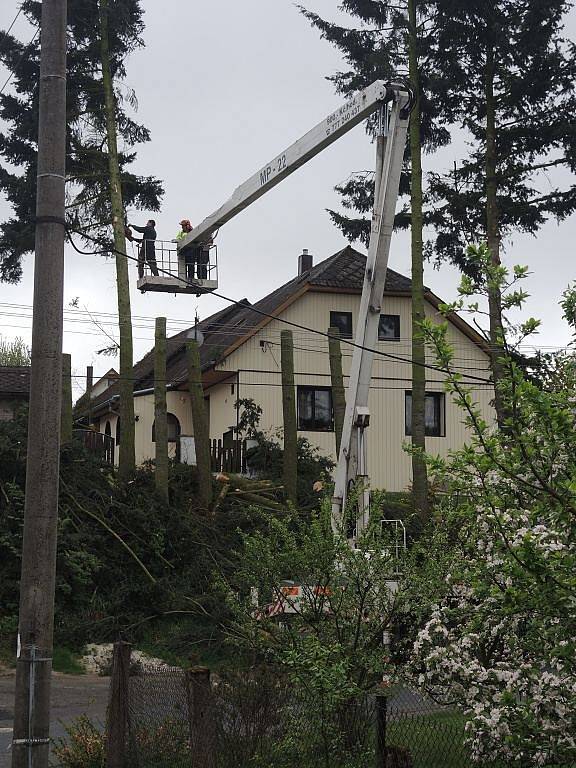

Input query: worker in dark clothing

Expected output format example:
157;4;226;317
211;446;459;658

196;245;210;280
130;219;158;278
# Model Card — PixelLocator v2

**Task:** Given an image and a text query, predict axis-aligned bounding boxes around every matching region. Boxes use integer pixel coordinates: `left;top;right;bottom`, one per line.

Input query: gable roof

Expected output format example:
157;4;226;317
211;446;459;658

307;245;413;292
81;245;486;417
0;366;31;397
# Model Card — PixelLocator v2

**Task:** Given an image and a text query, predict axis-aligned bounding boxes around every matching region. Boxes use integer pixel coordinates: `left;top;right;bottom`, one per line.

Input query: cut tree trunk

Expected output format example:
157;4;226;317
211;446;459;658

154;317;169;501
485;41;508;429
61;353;73;444
408;0;429;521
328;326;346;457
99;0;135;479
187;340;212;511
281;330;298;505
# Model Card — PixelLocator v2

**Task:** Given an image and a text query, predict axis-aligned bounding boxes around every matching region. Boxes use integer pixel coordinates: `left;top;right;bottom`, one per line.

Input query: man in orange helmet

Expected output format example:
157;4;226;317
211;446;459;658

175;219;193;242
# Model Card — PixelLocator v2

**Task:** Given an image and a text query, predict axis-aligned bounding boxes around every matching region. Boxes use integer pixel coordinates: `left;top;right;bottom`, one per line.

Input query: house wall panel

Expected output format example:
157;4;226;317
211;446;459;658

95;287;495;491
212;290;494;491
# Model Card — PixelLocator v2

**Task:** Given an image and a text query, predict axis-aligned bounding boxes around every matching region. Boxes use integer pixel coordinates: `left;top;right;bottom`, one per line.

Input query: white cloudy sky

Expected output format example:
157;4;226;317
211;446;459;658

0;1;575;397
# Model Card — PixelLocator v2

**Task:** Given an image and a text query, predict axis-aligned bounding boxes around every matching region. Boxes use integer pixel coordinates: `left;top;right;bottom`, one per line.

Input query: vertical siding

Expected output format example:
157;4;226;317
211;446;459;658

212;290;495;492
96;289;495;491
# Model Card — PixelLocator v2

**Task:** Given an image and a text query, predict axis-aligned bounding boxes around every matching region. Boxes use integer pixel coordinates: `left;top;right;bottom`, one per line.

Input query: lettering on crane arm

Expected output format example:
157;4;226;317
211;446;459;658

259;153;287;187
257;95;365;188
325;99;363;137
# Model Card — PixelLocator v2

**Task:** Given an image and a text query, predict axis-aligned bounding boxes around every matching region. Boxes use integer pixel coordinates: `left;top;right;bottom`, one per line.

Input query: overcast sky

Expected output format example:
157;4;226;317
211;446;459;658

0;1;575;397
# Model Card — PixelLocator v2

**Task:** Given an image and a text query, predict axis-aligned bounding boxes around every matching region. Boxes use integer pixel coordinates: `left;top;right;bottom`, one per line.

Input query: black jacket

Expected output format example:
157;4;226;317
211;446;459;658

132;223;156;254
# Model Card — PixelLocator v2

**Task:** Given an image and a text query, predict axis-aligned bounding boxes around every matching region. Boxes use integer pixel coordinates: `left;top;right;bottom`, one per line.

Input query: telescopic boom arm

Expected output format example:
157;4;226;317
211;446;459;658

178;80;405;252
179;80;411;540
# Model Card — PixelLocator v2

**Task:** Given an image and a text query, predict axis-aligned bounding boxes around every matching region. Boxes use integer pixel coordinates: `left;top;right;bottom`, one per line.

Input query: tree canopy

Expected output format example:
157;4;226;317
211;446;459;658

426;0;576;275
0;0;163;283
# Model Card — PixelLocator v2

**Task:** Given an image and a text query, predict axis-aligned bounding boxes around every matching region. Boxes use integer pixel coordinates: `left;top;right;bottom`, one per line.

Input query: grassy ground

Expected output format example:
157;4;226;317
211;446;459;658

386;711;469;768
52;647;85;675
1;644;84;674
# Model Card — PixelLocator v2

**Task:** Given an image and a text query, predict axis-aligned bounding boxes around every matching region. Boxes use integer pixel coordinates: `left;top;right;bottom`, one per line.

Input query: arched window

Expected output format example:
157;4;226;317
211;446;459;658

115;416;121;446
104;421;111;438
152;413;181;443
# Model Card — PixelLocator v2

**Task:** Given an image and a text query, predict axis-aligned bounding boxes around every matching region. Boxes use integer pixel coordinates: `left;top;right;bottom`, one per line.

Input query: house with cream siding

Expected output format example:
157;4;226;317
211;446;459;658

76;246;495;492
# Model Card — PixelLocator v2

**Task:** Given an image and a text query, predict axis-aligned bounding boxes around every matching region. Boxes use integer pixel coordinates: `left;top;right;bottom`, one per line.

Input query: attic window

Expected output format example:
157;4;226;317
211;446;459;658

297;386;334;432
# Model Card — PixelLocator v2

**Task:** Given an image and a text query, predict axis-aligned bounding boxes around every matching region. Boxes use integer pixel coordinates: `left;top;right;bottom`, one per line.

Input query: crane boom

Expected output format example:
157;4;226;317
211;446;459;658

179;80;401;251
176;79;411;541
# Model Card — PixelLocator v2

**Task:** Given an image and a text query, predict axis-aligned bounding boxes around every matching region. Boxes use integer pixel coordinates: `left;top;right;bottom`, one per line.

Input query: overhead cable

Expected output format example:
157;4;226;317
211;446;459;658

66;227;494;386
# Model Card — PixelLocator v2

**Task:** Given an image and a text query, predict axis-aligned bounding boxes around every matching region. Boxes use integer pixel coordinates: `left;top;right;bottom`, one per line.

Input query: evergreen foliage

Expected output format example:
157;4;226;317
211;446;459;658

427;0;576;275
0;0;163;283
299;1;453;244
300;1;576;272
300;1;440;515
0;408;237;654
0;408;333;661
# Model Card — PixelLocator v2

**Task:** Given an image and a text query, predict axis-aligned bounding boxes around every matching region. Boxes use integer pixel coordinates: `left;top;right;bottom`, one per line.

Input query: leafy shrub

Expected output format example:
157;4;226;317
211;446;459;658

52;716;104;768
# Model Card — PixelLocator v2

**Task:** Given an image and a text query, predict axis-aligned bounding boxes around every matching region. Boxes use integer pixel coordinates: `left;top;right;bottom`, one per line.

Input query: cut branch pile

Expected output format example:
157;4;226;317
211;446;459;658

213;472;287;514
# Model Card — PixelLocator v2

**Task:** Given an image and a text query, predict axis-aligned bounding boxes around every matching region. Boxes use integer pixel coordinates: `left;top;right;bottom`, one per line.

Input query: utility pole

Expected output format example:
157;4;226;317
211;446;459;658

11;2;67;767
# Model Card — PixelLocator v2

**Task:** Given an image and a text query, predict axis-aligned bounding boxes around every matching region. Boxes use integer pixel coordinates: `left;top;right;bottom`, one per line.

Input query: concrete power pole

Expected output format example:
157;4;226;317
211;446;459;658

11;1;67;767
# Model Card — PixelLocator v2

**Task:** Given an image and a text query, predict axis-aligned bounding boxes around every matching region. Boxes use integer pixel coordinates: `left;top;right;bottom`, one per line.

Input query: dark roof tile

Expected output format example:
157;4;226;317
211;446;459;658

0;366;31;396
308;245;413;292
83;246;415;415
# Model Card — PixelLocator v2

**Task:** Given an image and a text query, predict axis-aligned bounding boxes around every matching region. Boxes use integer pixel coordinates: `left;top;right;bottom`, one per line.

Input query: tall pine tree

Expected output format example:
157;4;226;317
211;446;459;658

426;0;576;425
0;0;163;475
300;1;452;517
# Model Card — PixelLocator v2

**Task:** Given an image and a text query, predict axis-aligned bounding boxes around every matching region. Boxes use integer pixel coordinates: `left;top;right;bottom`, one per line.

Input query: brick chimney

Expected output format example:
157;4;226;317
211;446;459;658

298;248;313;276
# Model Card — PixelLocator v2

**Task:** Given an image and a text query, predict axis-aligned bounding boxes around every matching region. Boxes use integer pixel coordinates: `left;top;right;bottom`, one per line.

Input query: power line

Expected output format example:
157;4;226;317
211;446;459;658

0;8;23;58
0;23;39;96
66;228;494;386
62;369;493;388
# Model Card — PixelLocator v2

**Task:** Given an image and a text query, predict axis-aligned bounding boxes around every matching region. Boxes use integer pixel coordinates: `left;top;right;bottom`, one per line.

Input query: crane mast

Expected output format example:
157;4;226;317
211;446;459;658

330;96;410;536
178;81;411;539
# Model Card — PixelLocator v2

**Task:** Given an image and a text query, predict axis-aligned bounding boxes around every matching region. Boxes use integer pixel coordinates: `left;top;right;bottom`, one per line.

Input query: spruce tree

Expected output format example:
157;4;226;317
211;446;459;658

300;1;451;517
426;0;576;425
0;0;163;474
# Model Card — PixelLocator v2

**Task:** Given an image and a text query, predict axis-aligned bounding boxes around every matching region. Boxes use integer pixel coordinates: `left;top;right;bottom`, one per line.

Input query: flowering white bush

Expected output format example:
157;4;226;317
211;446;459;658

410;284;576;765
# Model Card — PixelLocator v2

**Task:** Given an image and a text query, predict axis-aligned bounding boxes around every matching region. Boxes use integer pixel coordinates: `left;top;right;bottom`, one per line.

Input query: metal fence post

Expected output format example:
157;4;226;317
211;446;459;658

375;692;387;767
105;641;132;768
185;666;216;768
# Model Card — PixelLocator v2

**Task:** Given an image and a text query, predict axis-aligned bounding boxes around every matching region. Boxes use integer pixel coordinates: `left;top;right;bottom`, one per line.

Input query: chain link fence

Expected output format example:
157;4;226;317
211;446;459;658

100;645;575;768
110;652;471;768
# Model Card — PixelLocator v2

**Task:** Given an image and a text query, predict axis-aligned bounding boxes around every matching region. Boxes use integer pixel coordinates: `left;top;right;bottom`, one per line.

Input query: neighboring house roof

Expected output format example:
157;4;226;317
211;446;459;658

95;368;119;385
0;366;31;397
81;245;487;418
74;368;119;413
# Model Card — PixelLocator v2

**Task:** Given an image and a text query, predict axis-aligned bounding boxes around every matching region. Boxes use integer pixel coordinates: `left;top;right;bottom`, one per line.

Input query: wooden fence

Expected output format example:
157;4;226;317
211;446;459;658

209;439;247;474
73;428;115;466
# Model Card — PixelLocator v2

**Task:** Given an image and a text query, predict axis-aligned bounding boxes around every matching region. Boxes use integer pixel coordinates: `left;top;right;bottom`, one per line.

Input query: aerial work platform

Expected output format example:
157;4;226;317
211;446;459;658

137;77;413;540
137;240;218;294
